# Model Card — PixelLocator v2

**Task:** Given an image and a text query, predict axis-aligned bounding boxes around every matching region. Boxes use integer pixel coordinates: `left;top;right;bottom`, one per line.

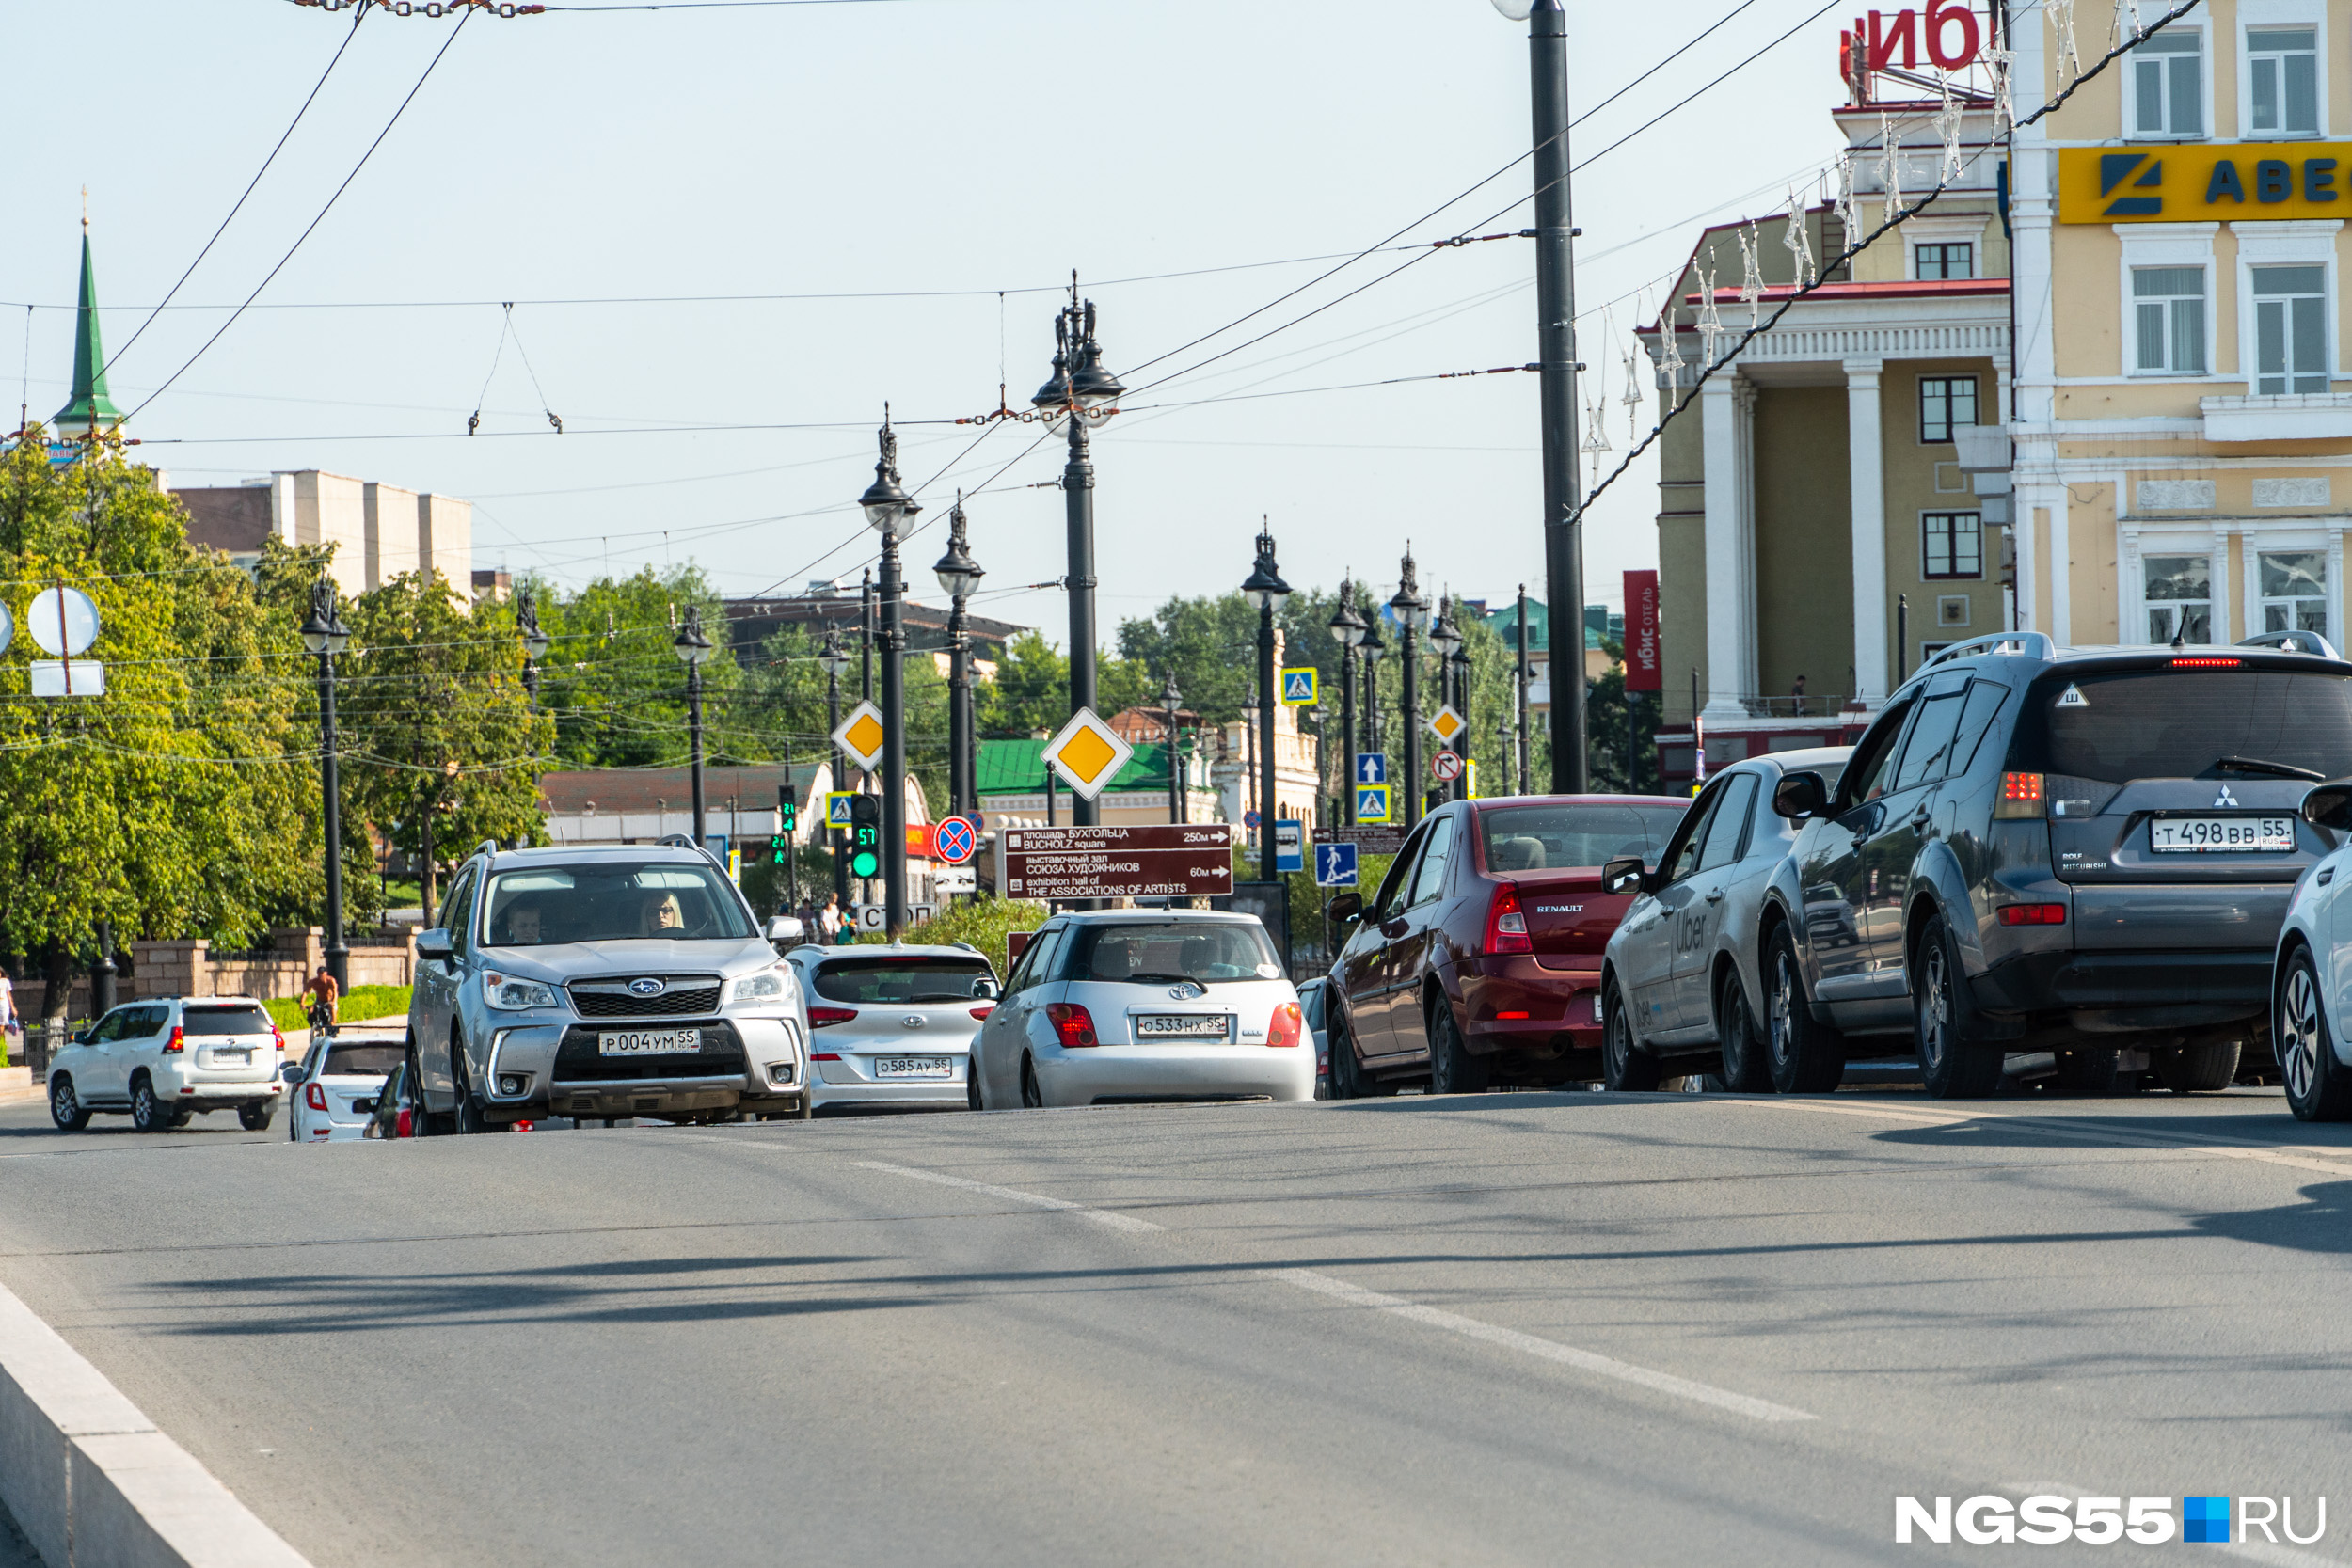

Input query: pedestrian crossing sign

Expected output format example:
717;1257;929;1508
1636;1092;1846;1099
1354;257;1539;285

832;700;888;771
1427;704;1465;746
1280;666;1317;706
1356;784;1391;823
826;790;857;827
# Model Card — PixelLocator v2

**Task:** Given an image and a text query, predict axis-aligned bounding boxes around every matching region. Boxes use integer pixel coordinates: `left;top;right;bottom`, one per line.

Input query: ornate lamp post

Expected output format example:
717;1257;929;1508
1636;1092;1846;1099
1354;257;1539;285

1450;641;1474;800
516;587;551;705
1160;670;1184;824
1033;291;1125;828
859;408;922;938
671;605;716;847
1242;526;1292;882
1428;594;1465;804
1388;551;1428;827
931;493;984;821
1359;613;1386;760
300;578;354;991
1328;580;1366;822
819;626;850;907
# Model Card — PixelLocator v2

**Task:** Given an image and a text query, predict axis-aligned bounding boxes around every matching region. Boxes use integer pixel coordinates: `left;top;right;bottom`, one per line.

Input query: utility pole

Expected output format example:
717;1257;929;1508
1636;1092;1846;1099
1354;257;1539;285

1161;671;1184;825
857;412;919;940
1389;552;1426;828
1530;0;1587;792
1516;583;1532;796
1244;528;1291;882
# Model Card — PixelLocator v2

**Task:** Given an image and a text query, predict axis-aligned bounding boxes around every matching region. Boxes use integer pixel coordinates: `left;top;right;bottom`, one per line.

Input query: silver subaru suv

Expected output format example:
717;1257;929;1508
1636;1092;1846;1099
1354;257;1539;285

405;838;809;1132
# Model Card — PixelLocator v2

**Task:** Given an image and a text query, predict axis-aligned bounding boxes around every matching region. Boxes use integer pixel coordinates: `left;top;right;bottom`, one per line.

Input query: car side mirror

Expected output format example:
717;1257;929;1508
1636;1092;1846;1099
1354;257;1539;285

415;928;453;962
1329;892;1363;924
281;1064;307;1086
2303;780;2352;831
1772;770;1829;820
72;1028;92;1047
1600;857;1647;896
765;915;805;945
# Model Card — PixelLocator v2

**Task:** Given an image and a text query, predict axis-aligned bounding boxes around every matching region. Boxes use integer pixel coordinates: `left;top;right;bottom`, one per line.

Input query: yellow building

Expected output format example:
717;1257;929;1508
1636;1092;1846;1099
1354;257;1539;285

2013;0;2352;645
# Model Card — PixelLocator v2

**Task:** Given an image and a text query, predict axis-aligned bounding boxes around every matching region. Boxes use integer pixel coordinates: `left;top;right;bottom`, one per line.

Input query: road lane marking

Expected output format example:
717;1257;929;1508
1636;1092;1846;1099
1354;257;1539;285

1740;1099;2352;1179
855;1160;1166;1233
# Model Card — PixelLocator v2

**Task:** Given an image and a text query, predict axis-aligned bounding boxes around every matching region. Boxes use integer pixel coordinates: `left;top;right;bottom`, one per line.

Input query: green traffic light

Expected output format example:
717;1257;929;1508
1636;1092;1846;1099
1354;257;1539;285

850;850;880;878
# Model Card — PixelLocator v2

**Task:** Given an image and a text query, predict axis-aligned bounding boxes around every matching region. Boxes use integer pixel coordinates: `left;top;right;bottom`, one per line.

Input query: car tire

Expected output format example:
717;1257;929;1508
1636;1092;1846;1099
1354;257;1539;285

1020;1053;1045;1110
239;1101;276;1132
129;1074;170;1134
2052;1047;2126;1095
1765;926;1846;1094
1427;998;1488;1095
450;1034;488;1135
1715;969;1774;1093
2280;949;2352;1121
1912;911;2003;1100
2159;1038;2242;1094
967;1054;985;1112
1602;981;1662;1091
1327;1007;1395;1100
49;1075;90;1132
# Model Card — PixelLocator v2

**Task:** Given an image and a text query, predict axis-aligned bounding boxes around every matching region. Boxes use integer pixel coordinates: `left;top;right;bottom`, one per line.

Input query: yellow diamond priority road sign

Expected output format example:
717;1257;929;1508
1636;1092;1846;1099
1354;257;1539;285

1427;704;1466;747
1041;706;1134;802
833;700;888;772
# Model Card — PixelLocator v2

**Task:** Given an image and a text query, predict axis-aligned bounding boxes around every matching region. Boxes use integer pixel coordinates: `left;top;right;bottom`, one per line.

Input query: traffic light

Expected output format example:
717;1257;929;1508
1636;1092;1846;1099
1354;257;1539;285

769;834;789;866
848;793;882;879
776;786;797;835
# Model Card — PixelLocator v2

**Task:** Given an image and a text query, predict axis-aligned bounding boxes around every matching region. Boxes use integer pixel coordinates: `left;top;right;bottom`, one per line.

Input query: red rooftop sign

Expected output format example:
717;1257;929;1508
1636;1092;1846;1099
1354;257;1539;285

1841;5;1990;74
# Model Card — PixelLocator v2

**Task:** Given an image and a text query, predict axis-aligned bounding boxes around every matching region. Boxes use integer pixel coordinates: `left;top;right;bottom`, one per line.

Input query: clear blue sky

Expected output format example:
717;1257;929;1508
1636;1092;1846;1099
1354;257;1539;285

7;0;1848;641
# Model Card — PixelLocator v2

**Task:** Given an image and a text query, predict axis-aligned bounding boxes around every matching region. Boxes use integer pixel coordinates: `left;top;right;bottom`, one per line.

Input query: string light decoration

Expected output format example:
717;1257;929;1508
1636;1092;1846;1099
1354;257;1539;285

1934;73;1965;184
1694;261;1724;371
1620;336;1647;440
1737;222;1764;330
1782;186;1817;287
1878;112;1905;224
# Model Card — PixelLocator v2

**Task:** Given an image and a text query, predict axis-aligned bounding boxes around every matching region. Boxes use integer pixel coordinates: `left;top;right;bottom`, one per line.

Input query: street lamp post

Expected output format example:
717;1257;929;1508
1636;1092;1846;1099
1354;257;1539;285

931;493;984;822
1359;614;1385;763
671;605;716;847
1243;527;1292;883
1328;580;1365;823
300;577;353;991
1160;671;1184;824
820;626;850;908
517;587;551;706
1389;552;1427;827
1429;594;1465;805
1032;291;1126;829
1515;582;1533;795
859;409;922;939
1451;643;1474;800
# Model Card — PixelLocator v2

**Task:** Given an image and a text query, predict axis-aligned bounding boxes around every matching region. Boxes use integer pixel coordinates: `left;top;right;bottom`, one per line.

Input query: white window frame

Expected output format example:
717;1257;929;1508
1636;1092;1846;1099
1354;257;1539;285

2128;21;2212;140
1901;215;1991;280
2231;220;2342;392
2239;524;2344;648
2238;0;2328;139
2122;520;2232;646
2114;224;2218;379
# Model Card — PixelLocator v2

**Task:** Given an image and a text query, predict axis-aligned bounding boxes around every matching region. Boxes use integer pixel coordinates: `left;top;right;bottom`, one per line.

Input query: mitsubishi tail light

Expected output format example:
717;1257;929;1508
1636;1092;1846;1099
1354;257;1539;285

1484;881;1533;956
1995;772;2045;820
1045;1003;1099;1048
1266;1002;1303;1047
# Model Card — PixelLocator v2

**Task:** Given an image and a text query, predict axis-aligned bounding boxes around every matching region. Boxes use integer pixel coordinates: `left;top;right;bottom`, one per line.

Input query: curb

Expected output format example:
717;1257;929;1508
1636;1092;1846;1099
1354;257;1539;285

0;1283;310;1568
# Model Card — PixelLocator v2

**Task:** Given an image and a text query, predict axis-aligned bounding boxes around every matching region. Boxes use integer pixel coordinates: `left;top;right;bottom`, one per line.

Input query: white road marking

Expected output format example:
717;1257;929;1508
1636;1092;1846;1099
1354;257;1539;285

856;1160;1814;1424
1742;1099;2352;1179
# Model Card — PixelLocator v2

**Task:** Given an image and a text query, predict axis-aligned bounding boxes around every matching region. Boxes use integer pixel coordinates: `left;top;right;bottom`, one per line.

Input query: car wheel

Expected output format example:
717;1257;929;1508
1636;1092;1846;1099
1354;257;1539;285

129;1074;170;1133
238;1101;276;1132
2280;950;2352;1120
1020;1053;1045;1110
1602;981;1662;1091
1912;912;2003;1100
450;1034;487;1135
1766;926;1846;1094
1427;999;1488;1095
967;1052;985;1112
2158;1038;2242;1094
49;1074;90;1132
2052;1047;2125;1095
1715;969;1773;1093
1328;1008;1395;1100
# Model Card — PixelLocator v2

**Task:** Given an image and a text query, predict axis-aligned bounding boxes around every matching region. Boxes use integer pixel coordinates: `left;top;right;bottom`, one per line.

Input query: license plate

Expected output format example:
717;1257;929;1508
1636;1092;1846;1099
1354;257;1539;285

875;1056;952;1079
1136;1014;1229;1039
598;1028;702;1056
213;1048;250;1064
2149;816;2296;853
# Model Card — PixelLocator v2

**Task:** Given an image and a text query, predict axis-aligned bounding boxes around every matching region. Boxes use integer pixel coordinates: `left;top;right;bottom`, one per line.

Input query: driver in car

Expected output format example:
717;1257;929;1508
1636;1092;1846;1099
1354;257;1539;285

644;891;687;936
493;901;544;946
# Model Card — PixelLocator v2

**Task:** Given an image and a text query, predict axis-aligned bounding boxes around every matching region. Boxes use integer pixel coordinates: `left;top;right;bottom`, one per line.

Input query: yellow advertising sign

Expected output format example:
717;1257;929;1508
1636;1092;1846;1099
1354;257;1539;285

2059;144;2352;223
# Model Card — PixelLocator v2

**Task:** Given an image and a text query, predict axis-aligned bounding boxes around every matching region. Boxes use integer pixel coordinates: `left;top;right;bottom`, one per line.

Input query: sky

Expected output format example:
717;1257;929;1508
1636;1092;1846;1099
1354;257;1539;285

5;0;1855;645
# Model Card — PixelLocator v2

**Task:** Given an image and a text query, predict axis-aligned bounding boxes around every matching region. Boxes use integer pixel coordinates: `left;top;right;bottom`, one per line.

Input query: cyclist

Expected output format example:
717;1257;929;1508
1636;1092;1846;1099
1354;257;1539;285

300;965;340;1037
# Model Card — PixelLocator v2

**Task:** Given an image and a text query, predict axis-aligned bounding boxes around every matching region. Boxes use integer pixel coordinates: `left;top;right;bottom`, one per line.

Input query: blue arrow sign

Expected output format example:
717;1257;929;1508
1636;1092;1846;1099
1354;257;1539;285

1314;842;1359;887
1356;752;1387;784
1355;784;1391;823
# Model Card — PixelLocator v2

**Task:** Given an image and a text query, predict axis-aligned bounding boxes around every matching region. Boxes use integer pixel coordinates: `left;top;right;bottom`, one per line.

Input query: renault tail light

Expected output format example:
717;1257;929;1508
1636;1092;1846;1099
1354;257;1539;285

1045;1003;1099;1048
1484;881;1533;955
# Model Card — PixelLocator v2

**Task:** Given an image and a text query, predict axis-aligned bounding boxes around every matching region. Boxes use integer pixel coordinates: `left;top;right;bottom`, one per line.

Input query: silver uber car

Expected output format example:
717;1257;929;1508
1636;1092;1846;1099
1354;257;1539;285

406;839;809;1131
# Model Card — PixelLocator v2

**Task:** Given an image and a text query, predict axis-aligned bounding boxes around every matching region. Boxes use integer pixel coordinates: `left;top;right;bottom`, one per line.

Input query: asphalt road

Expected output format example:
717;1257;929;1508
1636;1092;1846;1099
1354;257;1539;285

2;1084;2349;1567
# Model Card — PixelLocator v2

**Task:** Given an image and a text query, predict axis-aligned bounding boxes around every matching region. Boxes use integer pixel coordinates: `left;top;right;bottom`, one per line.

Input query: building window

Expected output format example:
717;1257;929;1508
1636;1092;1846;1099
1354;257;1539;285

1918;375;1978;444
2247;26;2320;136
2261;550;2327;633
2133;28;2205;136
1915;243;1975;279
2144;554;2211;642
1922;512;1983;578
2252;264;2328;393
2132;265;2207;373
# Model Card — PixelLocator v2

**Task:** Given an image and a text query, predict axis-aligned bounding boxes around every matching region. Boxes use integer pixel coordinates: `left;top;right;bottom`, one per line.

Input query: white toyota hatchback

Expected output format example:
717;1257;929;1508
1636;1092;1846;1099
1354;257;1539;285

49;995;285;1133
283;1029;408;1142
784;943;998;1113
970;911;1311;1109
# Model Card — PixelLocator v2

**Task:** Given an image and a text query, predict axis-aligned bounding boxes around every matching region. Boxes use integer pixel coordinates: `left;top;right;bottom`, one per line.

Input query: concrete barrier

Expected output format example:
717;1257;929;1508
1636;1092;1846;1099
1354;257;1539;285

0;1284;309;1568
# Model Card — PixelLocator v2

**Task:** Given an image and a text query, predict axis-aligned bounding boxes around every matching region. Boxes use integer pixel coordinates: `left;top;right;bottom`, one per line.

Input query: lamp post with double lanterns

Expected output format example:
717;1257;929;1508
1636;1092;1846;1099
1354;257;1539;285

858;408;921;938
1450;640;1474;800
300;577;353;992
1428;595;1465;805
931;492;984;821
1161;671;1184;824
671;605;716;847
516;588;551;705
1359;611;1386;760
1328;581;1365;823
1242;526;1292;882
1389;552;1428;827
819;626;850;907
1032;290;1125;827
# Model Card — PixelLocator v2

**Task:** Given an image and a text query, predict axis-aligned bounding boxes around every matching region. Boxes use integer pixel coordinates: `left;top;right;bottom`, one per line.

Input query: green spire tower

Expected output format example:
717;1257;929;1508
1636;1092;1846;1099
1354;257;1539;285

53;206;123;437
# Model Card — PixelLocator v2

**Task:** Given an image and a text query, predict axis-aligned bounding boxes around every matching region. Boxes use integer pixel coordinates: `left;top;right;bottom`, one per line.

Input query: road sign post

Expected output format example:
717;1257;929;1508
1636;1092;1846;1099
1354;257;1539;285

1274;818;1303;875
1313;841;1359;887
1355;752;1388;785
998;823;1236;903
1279;667;1318;705
1433;751;1464;784
1355;784;1391;823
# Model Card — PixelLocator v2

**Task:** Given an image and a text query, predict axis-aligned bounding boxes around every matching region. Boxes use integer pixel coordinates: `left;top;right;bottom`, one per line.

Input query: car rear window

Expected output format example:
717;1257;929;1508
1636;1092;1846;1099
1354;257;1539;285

181;1006;272;1036
2009;667;2352;784
323;1041;404;1077
1478;803;1689;872
1063;922;1279;985
812;958;996;1004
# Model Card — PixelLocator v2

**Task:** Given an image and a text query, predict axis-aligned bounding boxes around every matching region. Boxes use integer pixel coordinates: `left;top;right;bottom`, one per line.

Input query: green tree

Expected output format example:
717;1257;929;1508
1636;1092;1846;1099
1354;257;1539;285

522;565;743;770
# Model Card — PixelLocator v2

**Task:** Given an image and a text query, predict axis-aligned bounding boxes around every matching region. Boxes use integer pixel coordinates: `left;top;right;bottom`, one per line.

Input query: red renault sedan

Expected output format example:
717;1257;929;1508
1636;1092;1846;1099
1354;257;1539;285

1326;794;1691;1095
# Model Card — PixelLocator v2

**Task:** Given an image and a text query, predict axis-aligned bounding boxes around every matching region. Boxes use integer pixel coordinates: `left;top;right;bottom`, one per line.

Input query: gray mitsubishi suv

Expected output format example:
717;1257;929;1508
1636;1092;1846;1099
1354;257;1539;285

405;838;809;1131
1757;630;2352;1099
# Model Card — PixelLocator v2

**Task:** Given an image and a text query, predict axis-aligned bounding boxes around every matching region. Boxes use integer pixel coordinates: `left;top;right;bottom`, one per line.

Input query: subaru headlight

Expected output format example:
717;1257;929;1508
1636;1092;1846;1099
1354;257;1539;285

734;966;793;1005
483;972;561;1011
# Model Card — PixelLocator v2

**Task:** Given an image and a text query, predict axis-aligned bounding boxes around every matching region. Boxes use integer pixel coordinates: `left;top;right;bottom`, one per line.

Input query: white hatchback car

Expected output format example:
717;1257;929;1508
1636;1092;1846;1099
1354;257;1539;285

2271;780;2352;1121
49;995;286;1133
970;911;1311;1109
283;1029;408;1142
784;943;998;1113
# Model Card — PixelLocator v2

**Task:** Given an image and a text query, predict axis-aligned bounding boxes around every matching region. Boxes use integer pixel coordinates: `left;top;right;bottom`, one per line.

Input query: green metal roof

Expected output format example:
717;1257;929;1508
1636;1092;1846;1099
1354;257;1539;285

53;230;121;434
977;736;1171;795
1484;597;1549;653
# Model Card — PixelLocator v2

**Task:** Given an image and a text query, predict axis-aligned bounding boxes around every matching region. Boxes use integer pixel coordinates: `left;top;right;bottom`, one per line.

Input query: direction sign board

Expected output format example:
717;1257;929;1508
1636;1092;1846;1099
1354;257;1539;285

1427;705;1466;747
1040;706;1134;802
933;816;977;865
998;823;1235;902
1314;841;1359;887
1355;752;1387;784
1316;823;1409;856
832;700;888;771
1279;666;1317;706
1432;751;1464;783
1274;817;1303;874
826;790;857;828
1356;784;1391;823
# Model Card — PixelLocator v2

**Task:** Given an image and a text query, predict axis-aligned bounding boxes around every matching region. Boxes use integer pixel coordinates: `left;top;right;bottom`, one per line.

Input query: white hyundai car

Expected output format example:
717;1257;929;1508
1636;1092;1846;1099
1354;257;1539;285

49;995;285;1133
783;942;997;1113
283;1029;408;1142
2271;780;2352;1120
970;911;1311;1109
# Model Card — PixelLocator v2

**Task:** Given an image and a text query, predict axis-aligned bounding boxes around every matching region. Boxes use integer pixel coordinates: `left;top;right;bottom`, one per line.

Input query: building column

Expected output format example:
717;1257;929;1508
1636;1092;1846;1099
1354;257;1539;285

2209;526;2232;646
2330;526;2345;651
1844;358;1889;705
2121;527;2144;644
2242;531;2262;641
2050;489;2073;644
1733;379;1761;701
1700;374;1754;720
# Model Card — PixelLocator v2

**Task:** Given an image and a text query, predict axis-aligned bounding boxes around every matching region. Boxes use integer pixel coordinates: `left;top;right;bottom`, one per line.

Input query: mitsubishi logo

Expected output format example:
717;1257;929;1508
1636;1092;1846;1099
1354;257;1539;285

2216;784;2241;808
627;977;667;997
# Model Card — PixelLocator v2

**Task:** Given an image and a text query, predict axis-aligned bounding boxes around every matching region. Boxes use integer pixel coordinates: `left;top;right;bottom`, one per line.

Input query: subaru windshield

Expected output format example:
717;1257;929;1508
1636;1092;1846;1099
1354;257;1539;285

483;864;755;945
